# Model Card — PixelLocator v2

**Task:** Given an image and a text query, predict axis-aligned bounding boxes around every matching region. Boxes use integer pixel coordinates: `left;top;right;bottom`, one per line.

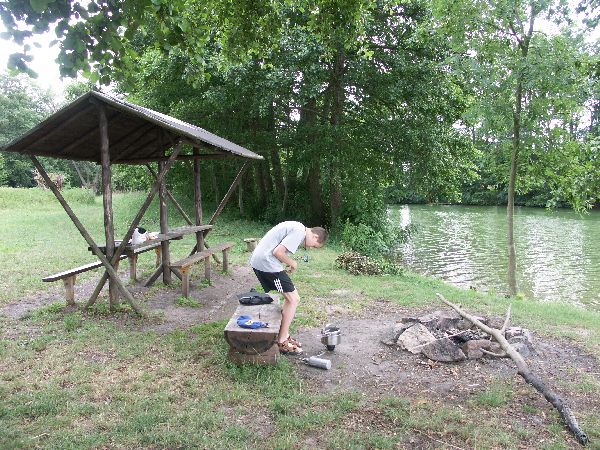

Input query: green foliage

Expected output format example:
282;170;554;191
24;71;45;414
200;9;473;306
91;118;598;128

335;251;403;276
176;296;201;308
340;219;409;257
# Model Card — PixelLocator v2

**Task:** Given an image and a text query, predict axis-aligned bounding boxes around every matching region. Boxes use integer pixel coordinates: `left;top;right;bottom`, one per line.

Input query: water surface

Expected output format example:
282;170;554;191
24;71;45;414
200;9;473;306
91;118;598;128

392;205;600;310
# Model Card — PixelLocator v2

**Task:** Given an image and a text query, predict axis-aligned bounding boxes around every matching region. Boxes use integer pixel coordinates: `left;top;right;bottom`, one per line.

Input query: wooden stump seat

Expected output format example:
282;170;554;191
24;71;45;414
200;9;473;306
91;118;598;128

224;298;282;365
170;242;234;297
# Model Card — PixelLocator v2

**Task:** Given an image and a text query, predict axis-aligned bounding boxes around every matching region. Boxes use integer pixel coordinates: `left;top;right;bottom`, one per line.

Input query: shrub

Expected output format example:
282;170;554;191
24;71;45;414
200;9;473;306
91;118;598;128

335;251;403;276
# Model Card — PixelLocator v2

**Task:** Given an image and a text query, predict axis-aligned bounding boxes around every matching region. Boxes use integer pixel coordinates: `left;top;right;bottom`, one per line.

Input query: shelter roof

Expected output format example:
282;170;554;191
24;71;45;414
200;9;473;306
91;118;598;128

1;91;263;164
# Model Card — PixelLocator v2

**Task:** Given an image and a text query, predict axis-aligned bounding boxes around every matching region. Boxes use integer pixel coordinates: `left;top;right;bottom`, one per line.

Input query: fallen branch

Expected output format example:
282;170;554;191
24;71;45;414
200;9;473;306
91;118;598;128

436;293;589;446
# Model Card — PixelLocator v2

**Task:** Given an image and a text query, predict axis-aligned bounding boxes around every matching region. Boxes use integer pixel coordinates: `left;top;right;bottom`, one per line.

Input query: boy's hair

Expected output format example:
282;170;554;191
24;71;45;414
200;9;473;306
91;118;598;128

311;227;329;244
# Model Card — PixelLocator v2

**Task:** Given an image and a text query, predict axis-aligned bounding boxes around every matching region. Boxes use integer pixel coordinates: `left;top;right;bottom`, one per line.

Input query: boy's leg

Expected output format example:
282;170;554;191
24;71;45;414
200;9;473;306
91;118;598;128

278;289;300;344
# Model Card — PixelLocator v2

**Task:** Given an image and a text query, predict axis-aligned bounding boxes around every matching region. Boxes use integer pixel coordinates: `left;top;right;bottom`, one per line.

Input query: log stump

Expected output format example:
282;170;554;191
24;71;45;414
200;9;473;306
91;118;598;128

224;297;281;365
243;238;259;252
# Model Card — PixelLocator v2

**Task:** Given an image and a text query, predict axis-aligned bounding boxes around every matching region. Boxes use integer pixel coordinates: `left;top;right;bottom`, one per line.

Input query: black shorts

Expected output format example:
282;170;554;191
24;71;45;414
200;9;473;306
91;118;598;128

253;269;295;293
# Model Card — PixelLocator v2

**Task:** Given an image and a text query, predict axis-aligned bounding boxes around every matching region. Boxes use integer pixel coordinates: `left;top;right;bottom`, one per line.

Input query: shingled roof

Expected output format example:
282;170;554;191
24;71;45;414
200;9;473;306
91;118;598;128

1;91;263;164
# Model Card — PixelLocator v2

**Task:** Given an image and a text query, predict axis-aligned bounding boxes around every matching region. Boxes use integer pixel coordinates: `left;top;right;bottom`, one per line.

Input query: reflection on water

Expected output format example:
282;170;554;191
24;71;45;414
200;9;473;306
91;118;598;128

392;205;600;310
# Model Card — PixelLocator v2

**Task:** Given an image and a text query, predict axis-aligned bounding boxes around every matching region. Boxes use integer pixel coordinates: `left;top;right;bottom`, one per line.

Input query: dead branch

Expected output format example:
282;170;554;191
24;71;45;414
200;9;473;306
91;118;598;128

436;293;589;446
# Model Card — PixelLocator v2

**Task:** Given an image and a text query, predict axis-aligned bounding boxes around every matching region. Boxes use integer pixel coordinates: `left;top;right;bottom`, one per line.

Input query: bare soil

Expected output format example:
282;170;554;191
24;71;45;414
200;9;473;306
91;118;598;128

2;265;599;447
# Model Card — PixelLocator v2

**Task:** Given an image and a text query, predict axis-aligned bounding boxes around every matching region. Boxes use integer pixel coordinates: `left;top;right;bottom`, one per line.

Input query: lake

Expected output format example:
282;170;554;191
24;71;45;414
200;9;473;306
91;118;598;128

391;204;600;311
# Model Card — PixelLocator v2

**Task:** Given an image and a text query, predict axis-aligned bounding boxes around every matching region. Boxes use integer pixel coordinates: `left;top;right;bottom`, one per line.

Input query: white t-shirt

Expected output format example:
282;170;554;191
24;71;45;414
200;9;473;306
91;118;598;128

250;221;305;272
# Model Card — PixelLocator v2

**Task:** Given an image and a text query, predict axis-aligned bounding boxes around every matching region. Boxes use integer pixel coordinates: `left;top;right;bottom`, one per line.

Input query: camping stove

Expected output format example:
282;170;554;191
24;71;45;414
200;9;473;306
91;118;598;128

321;324;342;351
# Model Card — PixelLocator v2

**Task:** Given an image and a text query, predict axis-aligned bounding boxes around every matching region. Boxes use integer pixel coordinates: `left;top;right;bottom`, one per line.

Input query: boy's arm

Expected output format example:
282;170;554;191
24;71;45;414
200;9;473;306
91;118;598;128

273;244;298;273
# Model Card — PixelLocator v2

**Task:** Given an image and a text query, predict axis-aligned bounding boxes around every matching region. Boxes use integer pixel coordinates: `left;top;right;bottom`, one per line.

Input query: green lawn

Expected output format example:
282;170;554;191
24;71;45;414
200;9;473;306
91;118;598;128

1;187;599;449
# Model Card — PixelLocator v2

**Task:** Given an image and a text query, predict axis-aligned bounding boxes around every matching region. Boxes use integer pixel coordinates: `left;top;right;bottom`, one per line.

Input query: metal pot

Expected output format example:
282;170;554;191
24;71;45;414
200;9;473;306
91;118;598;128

321;324;342;351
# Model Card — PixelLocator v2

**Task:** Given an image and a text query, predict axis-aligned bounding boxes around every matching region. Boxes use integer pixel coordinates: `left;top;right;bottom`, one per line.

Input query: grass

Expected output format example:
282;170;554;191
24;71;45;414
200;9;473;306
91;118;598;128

0;187;599;448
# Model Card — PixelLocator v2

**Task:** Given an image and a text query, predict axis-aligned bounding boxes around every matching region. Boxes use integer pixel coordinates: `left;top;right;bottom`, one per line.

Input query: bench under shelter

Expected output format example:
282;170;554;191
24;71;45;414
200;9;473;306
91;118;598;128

0;91;263;315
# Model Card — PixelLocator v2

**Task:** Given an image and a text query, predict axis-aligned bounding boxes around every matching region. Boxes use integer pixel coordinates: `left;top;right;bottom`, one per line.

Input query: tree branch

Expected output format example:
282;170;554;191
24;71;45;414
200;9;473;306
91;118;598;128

436;293;589;446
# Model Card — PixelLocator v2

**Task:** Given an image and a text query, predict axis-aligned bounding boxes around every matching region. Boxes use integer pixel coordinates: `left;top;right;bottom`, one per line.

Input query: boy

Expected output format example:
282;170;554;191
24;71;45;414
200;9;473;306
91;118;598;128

250;221;328;355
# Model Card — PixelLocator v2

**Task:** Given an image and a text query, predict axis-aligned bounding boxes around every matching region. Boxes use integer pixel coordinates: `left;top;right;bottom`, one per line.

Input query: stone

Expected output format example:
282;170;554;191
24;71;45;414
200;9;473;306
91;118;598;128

381;320;418;347
397;324;436;354
420;338;466;362
461;339;492;359
506;326;533;344
436;311;462;330
511;342;531;358
487;316;505;329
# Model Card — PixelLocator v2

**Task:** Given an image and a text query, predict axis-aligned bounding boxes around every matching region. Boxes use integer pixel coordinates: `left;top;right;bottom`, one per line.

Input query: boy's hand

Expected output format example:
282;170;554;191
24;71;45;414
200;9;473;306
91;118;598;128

287;260;298;274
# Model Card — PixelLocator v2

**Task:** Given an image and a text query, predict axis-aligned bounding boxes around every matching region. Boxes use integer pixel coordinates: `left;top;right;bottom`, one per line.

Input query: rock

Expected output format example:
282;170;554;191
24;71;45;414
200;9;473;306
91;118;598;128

511;342;531;358
506;326;533;344
461;339;492;359
420;338;466;362
487;316;505;329
398;324;436;354
381;320;419;347
436;311;462;330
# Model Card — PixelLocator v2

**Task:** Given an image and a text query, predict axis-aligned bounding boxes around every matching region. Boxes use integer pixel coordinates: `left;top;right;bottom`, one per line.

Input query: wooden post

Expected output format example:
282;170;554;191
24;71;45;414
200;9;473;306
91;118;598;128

98;103;119;311
128;254;138;281
159;160;171;284
205;257;211;283
85;141;183;308
223;248;230;272
30;156;145;316
188;161;250;256
63;275;76;306
181;268;190;298
194;150;205;255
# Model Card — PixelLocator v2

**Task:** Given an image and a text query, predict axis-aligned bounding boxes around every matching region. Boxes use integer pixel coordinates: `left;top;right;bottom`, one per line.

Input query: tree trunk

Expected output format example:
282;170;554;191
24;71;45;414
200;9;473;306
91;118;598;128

507;6;535;297
328;45;346;230
507;77;521;296
268;101;285;212
211;165;220;204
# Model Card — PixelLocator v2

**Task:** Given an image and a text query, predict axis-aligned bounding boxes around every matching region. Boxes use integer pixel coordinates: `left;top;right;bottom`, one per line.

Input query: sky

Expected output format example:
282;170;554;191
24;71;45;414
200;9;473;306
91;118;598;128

0;7;598;99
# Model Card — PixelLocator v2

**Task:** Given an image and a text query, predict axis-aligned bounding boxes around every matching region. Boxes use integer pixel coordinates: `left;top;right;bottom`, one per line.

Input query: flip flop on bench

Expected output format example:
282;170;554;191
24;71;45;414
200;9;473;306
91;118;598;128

278;337;303;355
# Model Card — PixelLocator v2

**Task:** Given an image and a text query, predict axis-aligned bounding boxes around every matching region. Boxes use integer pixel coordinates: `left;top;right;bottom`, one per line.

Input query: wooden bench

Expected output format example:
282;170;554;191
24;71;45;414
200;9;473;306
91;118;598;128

43;255;128;305
170;242;235;297
224;298;282;365
44;242;167;305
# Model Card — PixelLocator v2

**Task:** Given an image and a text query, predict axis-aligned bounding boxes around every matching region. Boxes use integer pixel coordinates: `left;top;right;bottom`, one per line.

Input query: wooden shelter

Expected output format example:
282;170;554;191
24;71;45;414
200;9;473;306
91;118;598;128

1;91;263;315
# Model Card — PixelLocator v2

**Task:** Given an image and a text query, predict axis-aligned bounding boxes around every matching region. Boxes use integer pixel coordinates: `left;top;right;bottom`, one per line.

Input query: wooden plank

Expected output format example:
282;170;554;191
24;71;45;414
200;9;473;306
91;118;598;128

43;255;128;282
61;108;121;155
171;242;234;269
30;156;145;316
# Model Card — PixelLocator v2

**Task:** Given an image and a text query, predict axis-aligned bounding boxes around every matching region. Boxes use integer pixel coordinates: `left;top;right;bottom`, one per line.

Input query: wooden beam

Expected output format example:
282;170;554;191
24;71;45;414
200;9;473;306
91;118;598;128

188;161;250;255
113;131;160;163
60;109;121;155
209;161;250;226
30;156;145;316
33;103;95;146
98;103;119;311
118;153;229;165
85;140;184;307
193;149;204;256
159;160;171;284
111;122;156;161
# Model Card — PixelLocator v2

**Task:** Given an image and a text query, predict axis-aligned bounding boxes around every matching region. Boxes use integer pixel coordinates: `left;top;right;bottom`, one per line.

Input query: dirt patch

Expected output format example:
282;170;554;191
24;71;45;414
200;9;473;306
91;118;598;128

0;264;258;334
